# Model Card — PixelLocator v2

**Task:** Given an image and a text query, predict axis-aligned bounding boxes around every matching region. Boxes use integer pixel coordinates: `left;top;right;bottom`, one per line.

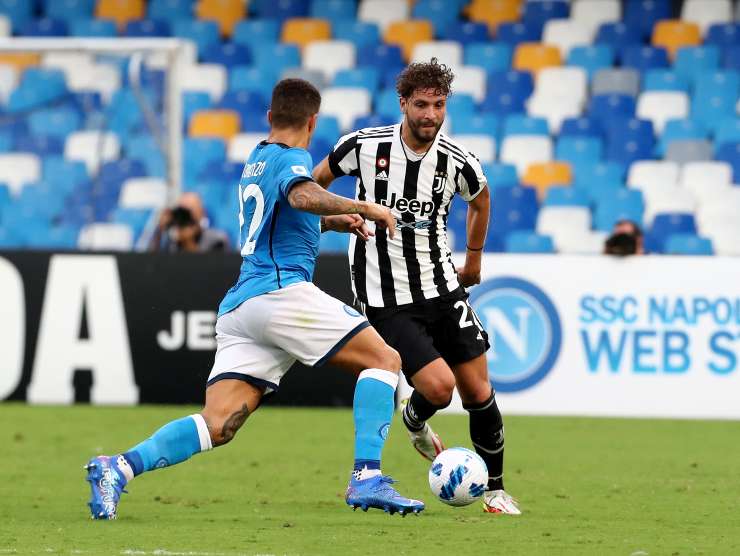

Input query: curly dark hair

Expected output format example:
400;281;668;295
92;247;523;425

395;57;454;99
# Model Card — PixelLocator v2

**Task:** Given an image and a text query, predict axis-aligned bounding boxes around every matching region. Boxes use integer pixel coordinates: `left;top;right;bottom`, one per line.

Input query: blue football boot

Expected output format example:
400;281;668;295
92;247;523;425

345;475;425;516
84;455;128;520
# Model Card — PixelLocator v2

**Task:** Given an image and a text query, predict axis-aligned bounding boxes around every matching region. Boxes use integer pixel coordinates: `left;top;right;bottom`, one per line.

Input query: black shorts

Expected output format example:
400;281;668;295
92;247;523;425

364;288;490;379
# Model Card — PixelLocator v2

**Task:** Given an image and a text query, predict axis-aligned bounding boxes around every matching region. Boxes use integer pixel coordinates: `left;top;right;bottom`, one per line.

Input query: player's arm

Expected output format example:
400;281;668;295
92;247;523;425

287;180;395;239
312;156;336;189
456;151;490;287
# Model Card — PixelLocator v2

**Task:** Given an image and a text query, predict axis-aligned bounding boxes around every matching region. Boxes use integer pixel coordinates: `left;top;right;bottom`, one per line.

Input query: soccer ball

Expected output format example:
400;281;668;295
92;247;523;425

428;447;488;507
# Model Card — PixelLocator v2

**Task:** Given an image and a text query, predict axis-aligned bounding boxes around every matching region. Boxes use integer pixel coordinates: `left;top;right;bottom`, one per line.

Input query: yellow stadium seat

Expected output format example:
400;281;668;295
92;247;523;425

195;0;246;37
189;110;241;141
513;42;562;74
522;161;572;199
95;0;145;30
0;53;40;71
281;18;332;49
652;20;701;58
467;0;521;31
384;20;434;62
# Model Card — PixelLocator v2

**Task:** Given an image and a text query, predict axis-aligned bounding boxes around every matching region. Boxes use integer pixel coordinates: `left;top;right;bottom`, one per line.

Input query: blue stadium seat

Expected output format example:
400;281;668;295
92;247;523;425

69;18;117;37
452;113;499;138
560;117;603;138
0;0;33;31
643;70;689;92
15;135;63;156
503;114;548;137
219;90;268;131
18;183;66;220
692;92;737;132
45;0;94;22
353;113;396;129
106;88;153;139
0;132;12;152
70;91;103;113
674;46;720;84
646;213;697;253
233;20;280;47
127;135;166;178
657;119;707;155
99;159;146;188
376;88;401;119
148;0;193;21
253;0;309;22
446;94;476;120
183;138;226;188
664;234;713;256
573;161;625;193
183;91;212;128
624;0;670;39
483;70;534;109
253;44;301;75
555;136;603;166
20;18;68;36
464;43;511;73
358;44;404;71
200;160;243;184
523;1;569;27
173;20;221;56
330;175;356;198
314;115;341;143
492;185;538;212
595;22;641;49
621;46;669;72
694;70;740;99
202;42;252;68
333;21;380;49
715;120;740;151
723;46;740;72
28;108;81;140
543;185;589;207
505;231;555;253
496;21;542;46
309;137;332;162
442;21;489;45
310;0;355;20
413;0;460;36
608;117;654;143
112;208;152;241
606;137;654;166
333;67;380;95
593;189;644;230
7;69;67;113
125;19;170;37
715;142;740;182
588;94;636;128
706;23;740;48
482;163;518;188
567;45;615;79
489;206;538;250
229;66;277;99
42;157;88;193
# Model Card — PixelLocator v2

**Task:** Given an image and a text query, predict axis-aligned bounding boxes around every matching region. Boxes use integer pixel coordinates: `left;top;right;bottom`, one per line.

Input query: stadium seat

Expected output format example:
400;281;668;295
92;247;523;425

232;19;280;46
522;161;571;199
715;120;740;151
195;0;245;37
593;68;639;98
333;21;380;50
571;0;620;35
593;188;644;230
513;43;562;75
0;63;17;103
15;135;64;157
680;161;733;189
332;68;380;96
173;20;220;55
542;20;592;58
78;223;134;251
497;21;541;46
664;234;713;256
699;214;740;255
69;18;117;37
657;119;707;155
450;134;496;164
442;21;489;46
311;0;355;20
0;53;41;72
229;66;277;99
446;93;476;120
526;94;582;133
95;0;145;30
450;66;487;103
505;231;555;253
183;91;213;129
202;42;252;68
119;177;168;209
588;94;636;128
189;110;241;141
181;64;227;102
148;0;192;21
385;20;434;62
303;40;355;80
467;0;519;32
681;0;731;36
225;133;263;163
482;162;517;188
322;87;372;131
536;67;587;106
358;0;410;33
621;45;669;71
566;45;615;78
555;136;602;167
652;20;701;59
573;160;625;195
125;18;170;37
0;14;8;37
665;140;713;164
65;131;120;176
0;153;41;196
643;186;697;225
500;135;553;177
218;90;268;131
20;18;68;36
503;115;548;137
543;185;589;207
523;1;569;27
643;70;689;93
282;18;331;49
560;117;602;138
536;206;592;252
637;92;689;134
42;157;88;192
674;47;721;84
253;0;309;22
485;70;534;106
411;41;463;69
706;23;740;48
628;160;679;190
412;0;460;34
624;0;671;39
595;22;642;49
464;42;511;73
646;212;698;252
714;142;740;182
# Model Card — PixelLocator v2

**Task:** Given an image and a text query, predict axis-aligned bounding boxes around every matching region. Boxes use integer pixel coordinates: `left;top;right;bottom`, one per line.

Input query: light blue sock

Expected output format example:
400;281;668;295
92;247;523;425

121;414;212;477
353;369;399;475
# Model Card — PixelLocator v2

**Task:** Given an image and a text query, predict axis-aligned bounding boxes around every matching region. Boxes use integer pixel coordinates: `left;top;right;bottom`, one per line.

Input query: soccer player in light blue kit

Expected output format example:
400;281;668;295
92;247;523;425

84;78;425;519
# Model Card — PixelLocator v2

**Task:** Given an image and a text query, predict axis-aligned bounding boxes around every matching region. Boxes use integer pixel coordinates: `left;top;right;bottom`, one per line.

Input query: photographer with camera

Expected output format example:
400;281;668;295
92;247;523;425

604;219;644;256
150;192;230;253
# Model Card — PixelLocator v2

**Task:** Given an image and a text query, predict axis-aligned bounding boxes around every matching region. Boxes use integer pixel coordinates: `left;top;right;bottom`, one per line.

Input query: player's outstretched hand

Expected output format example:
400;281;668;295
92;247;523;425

323;214;374;241
361;202;396;240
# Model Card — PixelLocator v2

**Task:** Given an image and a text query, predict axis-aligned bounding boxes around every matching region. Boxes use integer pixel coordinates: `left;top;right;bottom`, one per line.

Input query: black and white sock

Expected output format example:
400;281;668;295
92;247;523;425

465;392;505;491
402;389;450;432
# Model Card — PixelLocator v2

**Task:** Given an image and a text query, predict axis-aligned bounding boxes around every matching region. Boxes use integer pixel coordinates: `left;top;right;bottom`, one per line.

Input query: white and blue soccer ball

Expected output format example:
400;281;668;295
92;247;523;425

428;447;488;507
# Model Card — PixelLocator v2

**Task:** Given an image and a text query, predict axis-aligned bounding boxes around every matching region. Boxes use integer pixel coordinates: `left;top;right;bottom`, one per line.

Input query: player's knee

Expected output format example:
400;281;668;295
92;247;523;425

423;376;456;406
375;345;401;373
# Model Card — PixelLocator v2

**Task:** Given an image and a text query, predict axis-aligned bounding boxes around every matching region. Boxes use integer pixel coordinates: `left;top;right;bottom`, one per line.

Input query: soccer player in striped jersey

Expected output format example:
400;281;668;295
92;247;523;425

313;59;521;514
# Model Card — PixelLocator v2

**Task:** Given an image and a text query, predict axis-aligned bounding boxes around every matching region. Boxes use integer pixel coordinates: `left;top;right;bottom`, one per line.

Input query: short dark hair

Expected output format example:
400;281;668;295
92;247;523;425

270;78;321;129
396;57;454;99
614;219;643;238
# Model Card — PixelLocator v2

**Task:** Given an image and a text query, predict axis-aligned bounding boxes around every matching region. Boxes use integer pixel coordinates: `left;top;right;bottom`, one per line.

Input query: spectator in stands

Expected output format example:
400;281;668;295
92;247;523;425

604;219;644;256
150;192;229;252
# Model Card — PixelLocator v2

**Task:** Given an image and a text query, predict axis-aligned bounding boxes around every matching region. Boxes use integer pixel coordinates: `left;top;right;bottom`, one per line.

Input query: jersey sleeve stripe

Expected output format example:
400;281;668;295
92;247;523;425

328;134;358;177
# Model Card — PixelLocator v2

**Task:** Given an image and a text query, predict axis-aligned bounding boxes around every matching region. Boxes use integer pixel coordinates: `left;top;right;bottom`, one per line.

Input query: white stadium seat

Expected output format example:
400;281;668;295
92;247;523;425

627;161;680;189
536;206;593;252
64;131;121;176
681;0;731;35
0;15;10;37
637;92;689;134
411;41;463;70
700;214;740;255
557;230;609;254
500;135;553;177
0;63;18;104
535;67;588;106
679;161;733;188
542;19;593;57
78;223;133;251
642;187;697;225
571;0;621;34
682;180;733;207
358;0;410;32
450;134;496;164
527;94;582;133
321;87;371;131
180;63;227;102
0;153;41;196
452;66;487;103
228;133;266;163
303;40;356;81
119;178;169;210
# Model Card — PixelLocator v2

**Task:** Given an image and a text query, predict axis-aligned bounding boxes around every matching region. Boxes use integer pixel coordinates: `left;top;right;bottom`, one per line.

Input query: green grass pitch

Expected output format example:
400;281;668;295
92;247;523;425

1;404;739;556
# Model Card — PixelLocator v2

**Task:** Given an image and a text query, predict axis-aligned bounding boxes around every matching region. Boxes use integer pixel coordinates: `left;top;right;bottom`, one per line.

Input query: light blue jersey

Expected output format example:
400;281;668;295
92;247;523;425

218;141;317;316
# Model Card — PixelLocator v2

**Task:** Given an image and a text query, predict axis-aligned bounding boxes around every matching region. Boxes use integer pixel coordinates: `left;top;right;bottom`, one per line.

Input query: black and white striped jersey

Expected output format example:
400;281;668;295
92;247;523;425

327;123;488;308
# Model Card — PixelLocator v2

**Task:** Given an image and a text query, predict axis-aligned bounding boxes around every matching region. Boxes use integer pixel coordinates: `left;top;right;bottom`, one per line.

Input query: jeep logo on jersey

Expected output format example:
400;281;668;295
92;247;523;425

379;192;434;217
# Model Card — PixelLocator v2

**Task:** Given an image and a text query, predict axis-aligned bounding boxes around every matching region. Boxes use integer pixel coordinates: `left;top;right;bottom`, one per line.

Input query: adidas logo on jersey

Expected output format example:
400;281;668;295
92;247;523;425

375;170;389;181
380;192;434;217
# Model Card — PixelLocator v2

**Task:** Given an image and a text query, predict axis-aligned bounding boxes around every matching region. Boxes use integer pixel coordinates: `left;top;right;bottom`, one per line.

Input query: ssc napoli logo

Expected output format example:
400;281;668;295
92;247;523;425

343;304;361;317
469;277;561;392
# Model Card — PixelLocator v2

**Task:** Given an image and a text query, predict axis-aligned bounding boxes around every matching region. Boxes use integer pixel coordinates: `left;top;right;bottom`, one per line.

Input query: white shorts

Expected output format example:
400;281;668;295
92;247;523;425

207;282;369;394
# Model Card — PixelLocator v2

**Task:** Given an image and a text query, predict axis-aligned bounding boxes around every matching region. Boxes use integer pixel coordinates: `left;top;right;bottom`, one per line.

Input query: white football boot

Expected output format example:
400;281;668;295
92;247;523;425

483;489;521;515
408;422;445;462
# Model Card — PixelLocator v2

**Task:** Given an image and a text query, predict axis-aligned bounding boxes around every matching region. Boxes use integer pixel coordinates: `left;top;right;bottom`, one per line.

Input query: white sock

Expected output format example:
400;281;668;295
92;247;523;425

115;454;135;482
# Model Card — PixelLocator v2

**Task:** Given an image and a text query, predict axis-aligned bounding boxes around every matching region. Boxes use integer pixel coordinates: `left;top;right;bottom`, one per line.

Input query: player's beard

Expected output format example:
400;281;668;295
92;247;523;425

407;116;442;147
